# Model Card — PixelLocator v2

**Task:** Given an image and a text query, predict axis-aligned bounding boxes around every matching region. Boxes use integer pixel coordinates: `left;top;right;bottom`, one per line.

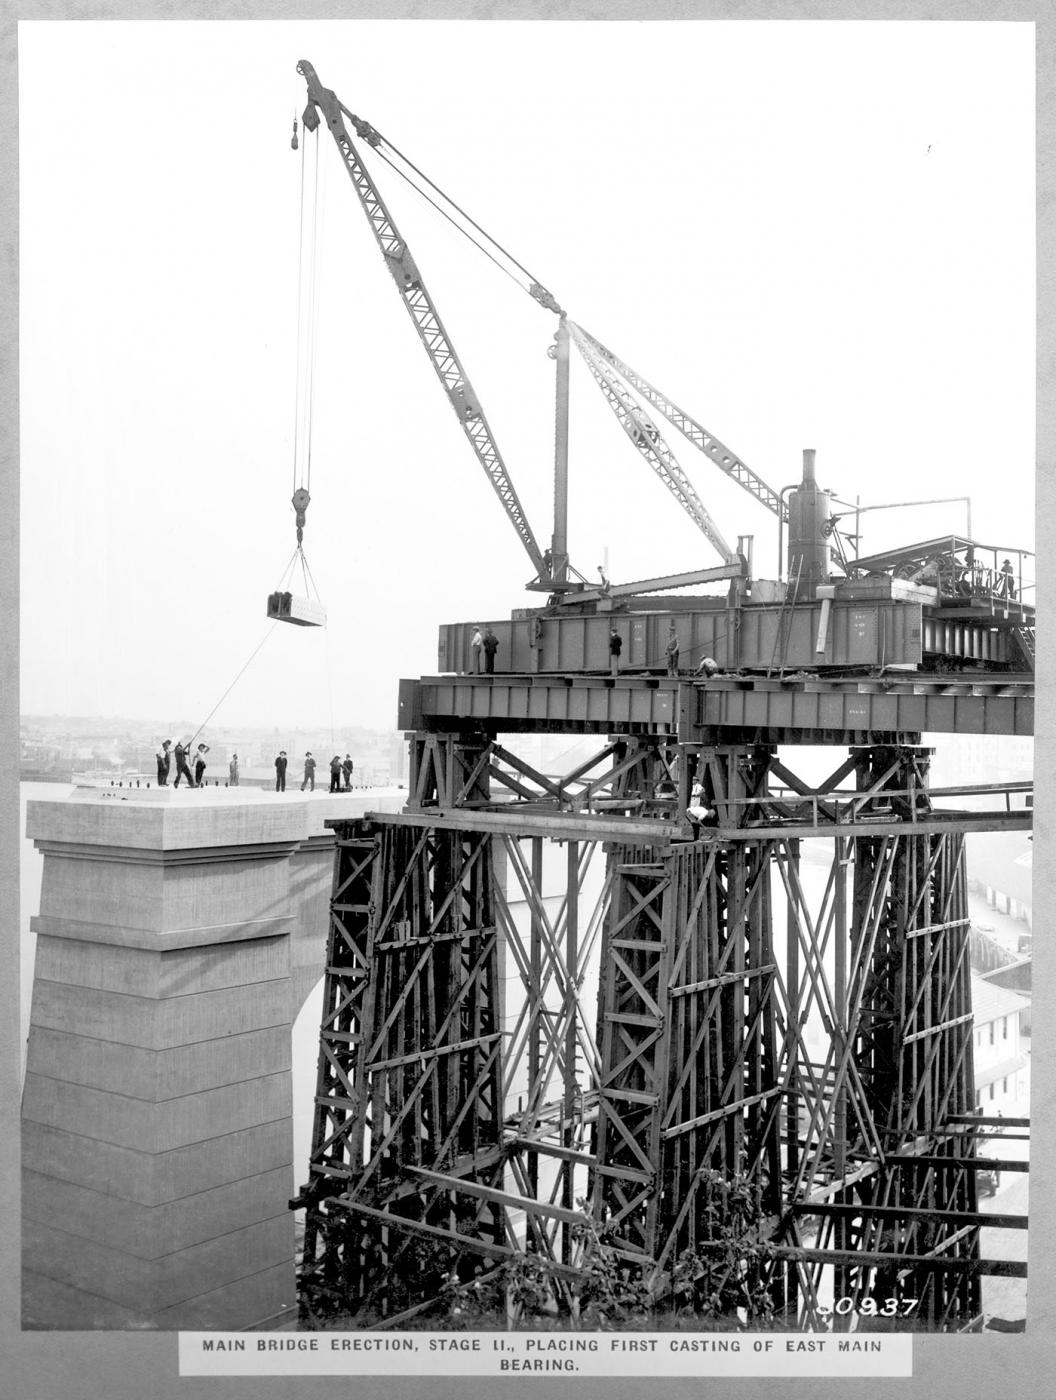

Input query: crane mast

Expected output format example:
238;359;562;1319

297;60;548;580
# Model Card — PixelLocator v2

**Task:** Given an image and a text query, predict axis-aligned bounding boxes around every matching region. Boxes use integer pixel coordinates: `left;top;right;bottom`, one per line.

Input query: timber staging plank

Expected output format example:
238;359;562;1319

399;673;1034;739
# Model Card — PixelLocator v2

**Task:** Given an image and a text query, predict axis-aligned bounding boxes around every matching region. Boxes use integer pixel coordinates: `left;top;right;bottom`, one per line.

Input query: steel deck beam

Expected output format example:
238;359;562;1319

399;673;1033;740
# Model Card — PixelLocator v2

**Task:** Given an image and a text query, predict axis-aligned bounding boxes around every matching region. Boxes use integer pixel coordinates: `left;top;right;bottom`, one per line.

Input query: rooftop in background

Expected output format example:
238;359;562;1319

971;975;1031;1025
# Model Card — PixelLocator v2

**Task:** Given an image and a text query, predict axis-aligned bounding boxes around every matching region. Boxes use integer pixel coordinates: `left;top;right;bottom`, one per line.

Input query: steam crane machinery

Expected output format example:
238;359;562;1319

293;60;1034;1334
292;59;1032;687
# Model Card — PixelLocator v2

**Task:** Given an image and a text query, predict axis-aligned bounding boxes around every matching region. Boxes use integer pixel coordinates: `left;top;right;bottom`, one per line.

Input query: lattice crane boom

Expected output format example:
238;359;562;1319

298;60;548;579
568;323;740;566
570;322;787;522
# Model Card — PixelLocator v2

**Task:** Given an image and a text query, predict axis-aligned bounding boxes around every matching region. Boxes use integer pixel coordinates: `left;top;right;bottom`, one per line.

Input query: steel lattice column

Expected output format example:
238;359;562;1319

844;746;980;1327
776;745;983;1329
591;749;784;1282
407;732;491;810
297;819;505;1319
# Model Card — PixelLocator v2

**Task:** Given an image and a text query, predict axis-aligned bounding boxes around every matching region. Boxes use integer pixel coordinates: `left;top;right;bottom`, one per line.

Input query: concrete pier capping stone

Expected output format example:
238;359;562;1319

21;785;405;1331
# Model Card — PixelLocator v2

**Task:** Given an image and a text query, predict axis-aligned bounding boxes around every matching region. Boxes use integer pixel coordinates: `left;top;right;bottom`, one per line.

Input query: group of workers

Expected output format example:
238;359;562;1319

655;622;720;680
155;740;239;788
471;620;723;679
282;751;355;793
469;625;500;674
155;742;355;793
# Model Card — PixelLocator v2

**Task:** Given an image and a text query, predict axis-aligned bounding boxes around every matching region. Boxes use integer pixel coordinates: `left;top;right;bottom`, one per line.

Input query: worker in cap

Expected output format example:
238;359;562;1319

301;751;317;792
998;558;1016;600
696;656;721;678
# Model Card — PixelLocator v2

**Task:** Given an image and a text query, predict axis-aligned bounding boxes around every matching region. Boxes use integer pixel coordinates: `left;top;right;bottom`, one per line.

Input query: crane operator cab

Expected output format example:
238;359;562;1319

266;591;327;628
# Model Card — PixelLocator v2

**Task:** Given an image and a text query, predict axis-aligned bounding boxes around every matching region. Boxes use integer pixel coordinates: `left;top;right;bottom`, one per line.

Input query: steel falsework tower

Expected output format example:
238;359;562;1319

295;676;1030;1330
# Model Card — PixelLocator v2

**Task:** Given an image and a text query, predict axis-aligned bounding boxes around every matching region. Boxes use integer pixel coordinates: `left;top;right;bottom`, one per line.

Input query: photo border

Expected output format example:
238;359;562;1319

3;3;1052;1397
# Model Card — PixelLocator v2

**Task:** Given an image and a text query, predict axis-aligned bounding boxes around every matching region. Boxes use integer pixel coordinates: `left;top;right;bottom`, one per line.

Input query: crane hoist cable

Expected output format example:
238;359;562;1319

344;112;564;316
291;113;323;547
299;59;551;580
267;109;327;629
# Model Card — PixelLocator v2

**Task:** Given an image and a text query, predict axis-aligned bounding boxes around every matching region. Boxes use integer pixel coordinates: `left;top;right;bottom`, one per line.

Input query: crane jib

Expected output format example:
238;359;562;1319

569;326;738;567
299;62;547;579
570;323;787;523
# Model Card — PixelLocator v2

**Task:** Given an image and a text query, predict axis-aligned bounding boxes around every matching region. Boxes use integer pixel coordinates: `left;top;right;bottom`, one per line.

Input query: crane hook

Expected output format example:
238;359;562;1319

292;487;310;546
291;115;299;151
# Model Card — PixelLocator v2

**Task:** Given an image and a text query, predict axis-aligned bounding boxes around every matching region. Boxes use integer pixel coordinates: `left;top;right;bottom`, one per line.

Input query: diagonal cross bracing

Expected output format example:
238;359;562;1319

297;742;1028;1330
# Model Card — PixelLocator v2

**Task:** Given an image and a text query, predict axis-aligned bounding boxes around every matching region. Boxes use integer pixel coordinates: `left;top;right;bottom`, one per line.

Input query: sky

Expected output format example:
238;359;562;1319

18;18;1036;734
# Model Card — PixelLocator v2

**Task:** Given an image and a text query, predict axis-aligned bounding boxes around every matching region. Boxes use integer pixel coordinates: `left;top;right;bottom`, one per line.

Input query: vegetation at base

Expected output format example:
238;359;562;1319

300;1172;780;1332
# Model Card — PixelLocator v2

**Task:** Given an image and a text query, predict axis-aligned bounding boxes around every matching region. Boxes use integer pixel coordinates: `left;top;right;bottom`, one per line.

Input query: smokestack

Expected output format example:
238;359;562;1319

787;448;828;595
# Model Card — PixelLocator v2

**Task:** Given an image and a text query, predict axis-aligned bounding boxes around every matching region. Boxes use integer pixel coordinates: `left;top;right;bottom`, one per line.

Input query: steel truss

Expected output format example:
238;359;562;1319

297;734;1029;1329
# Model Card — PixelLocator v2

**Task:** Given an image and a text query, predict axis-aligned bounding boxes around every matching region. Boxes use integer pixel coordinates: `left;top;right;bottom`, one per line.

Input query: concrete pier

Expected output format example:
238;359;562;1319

21;785;403;1330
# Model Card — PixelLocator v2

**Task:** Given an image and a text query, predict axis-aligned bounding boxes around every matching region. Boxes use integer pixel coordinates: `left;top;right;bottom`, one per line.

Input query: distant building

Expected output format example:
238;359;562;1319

929;734;1033;788
971;974;1029;1114
967;832;1032;930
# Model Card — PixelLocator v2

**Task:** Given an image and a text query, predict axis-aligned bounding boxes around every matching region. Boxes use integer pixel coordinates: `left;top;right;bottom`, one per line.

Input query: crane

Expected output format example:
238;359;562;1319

294;59;786;606
291;61;1034;677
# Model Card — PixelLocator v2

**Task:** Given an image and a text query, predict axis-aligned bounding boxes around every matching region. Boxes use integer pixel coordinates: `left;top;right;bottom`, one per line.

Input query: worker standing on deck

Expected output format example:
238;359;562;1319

229;752;239;786
194;743;210;788
156;740;172;786
483;626;499;674
301;752;316;792
342;754;354;790
275;750;288;792
999;558;1017;599
665;622;680;676
471;625;484;674
173;739;196;788
609;627;623;677
329;755;342;793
